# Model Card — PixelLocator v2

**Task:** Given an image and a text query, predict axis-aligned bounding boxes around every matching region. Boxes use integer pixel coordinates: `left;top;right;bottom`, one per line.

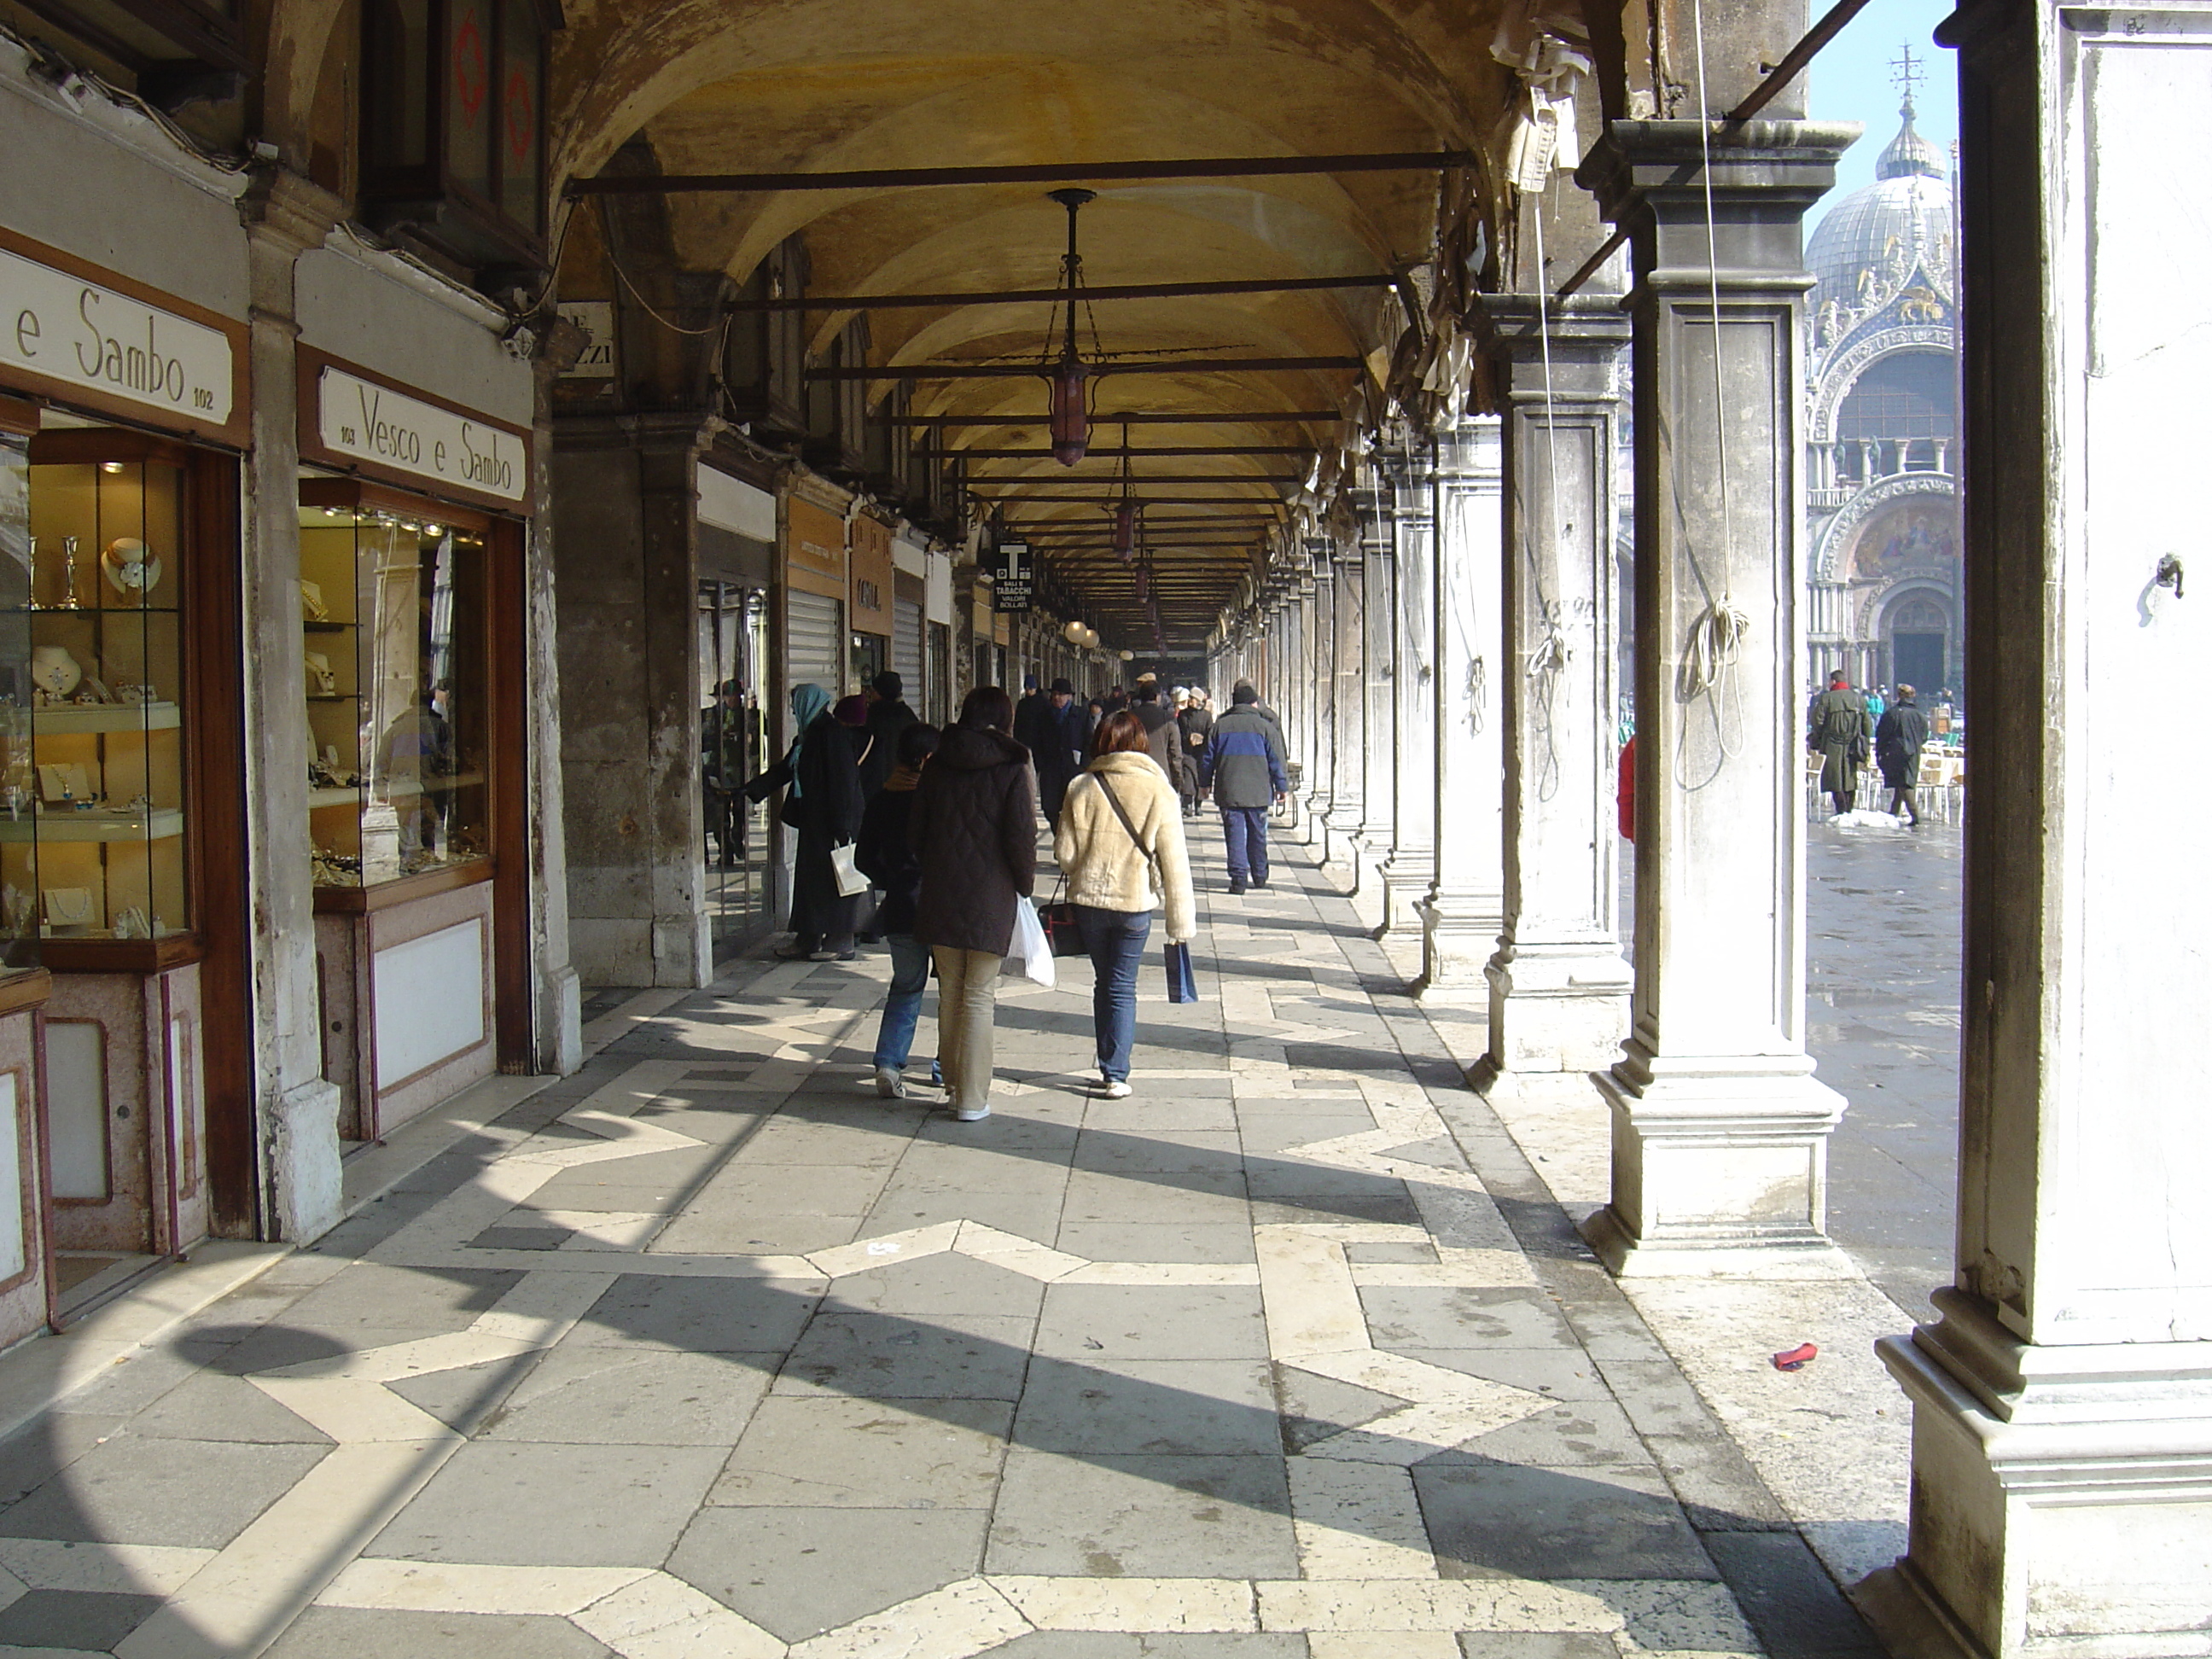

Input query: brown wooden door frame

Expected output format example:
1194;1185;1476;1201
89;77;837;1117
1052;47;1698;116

487;517;533;1070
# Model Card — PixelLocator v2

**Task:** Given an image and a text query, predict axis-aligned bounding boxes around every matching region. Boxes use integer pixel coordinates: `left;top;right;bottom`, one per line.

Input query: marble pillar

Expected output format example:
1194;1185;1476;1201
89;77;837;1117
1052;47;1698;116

1324;546;1366;850
1378;453;1436;936
1575;119;1856;1277
1856;6;2212;1653
1417;419;1507;997
1353;484;1397;886
1474;299;1633;1081
1302;558;1337;854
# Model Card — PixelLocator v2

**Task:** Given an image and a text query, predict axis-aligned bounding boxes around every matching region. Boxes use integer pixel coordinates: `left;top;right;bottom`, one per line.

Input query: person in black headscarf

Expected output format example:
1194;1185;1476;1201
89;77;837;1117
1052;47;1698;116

747;684;866;959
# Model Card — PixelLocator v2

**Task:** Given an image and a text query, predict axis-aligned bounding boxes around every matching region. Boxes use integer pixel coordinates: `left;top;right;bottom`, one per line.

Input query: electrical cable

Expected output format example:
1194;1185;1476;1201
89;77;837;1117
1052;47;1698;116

1524;183;1573;801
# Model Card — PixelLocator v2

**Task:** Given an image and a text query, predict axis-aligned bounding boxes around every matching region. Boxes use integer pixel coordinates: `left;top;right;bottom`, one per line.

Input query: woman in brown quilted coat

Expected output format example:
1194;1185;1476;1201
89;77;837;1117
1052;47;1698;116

909;686;1038;1122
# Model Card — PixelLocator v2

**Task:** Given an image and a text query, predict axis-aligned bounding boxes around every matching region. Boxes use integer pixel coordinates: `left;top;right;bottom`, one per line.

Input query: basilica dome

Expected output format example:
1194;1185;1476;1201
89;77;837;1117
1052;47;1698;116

1807;102;1955;310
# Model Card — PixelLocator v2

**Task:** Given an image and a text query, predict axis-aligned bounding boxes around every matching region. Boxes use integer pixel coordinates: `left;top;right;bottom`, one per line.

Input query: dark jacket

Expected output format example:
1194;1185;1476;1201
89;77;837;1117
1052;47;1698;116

1807;686;1871;795
1202;703;1289;808
1874;699;1930;789
909;724;1037;954
859;697;917;798
1034;697;1090;789
1012;690;1051;754
1134;700;1190;789
855;770;923;934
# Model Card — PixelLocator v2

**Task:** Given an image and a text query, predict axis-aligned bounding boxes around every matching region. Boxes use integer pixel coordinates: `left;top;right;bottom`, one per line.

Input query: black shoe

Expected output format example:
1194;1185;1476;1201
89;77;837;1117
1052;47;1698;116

1227;880;1247;895
1249;877;1270;890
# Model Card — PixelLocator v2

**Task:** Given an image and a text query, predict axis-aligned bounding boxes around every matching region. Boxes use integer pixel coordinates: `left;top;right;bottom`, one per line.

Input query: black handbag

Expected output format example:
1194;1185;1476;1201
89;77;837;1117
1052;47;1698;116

1039;881;1088;958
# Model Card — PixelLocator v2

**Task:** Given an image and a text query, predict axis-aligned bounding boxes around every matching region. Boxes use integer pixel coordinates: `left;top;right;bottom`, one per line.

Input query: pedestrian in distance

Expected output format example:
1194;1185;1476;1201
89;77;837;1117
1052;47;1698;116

746;684;866;960
1175;690;1214;818
1807;670;1873;818
1053;711;1196;1099
859;671;917;800
1875;683;1930;825
1131;679;1193;805
856;720;943;1097
700;678;749;867
908;686;1039;1122
1011;673;1049;756
1033;678;1091;827
1202;683;1289;894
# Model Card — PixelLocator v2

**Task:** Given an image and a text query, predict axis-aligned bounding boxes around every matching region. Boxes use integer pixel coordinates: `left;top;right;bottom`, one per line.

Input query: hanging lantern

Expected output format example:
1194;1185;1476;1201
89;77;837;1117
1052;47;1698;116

1062;619;1087;644
1132;565;1150;603
1041;189;1097;468
1112;500;1137;562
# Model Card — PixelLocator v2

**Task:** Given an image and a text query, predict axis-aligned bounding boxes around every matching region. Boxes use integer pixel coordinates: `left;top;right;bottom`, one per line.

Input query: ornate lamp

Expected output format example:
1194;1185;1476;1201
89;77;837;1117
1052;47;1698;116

1044;189;1097;465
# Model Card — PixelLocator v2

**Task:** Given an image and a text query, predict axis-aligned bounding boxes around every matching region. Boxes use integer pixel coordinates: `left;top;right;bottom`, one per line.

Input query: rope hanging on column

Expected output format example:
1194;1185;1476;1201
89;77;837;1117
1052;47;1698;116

1678;0;1754;769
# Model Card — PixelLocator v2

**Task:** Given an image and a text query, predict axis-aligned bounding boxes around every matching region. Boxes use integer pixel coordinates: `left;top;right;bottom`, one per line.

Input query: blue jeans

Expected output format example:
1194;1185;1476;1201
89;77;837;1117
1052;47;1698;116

1075;905;1151;1083
1221;806;1270;882
873;934;937;1076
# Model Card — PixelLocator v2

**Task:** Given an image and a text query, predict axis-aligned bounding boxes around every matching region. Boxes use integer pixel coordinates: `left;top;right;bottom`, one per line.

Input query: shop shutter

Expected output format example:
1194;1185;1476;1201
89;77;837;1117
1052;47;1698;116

893;597;923;702
784;591;844;715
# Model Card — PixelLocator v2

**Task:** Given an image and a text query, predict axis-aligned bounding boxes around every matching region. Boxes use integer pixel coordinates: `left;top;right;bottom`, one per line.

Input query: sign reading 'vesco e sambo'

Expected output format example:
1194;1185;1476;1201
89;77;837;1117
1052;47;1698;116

0;246;234;422
317;366;526;503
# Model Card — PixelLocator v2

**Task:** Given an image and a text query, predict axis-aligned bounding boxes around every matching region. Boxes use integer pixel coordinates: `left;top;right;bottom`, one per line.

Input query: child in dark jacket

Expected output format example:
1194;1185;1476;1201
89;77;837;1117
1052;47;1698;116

856;721;940;1096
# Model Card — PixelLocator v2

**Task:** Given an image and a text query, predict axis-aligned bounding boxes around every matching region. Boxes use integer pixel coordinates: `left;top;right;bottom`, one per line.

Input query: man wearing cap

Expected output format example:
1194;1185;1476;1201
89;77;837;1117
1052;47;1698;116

701;678;753;867
1035;678;1089;824
1202;683;1289;894
861;671;917;799
1013;673;1049;757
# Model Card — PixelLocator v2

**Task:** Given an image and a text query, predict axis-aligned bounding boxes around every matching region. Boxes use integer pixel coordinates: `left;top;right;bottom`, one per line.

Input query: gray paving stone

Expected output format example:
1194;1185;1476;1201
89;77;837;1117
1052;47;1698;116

1413;1461;1718;1581
480;1347;771;1444
1385;1348;1613;1402
668;1505;988;1640
1053;1221;1258;1264
269;1264;523;1337
1034;1284;1267;1361
370;1442;725;1566
864;1190;1067;1238
1359;1285;1581;1350
739;1116;911;1167
0;1586;162;1648
263;1606;612;1656
686;1162;899;1214
823;1251;1049;1318
1423;1394;1650;1469
1062;1170;1249;1226
1458;1635;1618;1658
652;1208;869;1254
0;1435;329;1548
1249;1194;1421;1226
986;1639;1310;1658
708;1395;1011;1508
1081;1098;1241;1133
1243;1159;1413;1202
386;1354;544;1432
125;1371;336;1444
1070;1130;1246;1177
987;1448;1296;1578
1012;1357;1278;1455
777;1312;1036;1400
572;1273;820;1353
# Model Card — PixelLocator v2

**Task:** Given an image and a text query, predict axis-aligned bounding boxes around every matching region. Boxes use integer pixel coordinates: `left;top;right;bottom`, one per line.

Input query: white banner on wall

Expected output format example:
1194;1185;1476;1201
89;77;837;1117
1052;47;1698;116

0;246;233;423
316;366;527;503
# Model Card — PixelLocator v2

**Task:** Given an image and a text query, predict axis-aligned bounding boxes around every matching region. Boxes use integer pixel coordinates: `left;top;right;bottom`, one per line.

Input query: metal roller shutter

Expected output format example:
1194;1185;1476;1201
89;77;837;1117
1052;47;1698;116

893;597;923;703
784;591;844;719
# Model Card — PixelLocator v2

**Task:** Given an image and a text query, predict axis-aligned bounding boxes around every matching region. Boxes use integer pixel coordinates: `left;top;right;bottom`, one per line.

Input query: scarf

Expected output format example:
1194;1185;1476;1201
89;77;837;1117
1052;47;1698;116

785;683;831;797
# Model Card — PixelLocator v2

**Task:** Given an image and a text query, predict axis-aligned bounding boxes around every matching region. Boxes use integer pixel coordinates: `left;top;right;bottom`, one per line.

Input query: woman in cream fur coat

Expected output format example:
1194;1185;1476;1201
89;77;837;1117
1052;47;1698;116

1051;711;1197;1097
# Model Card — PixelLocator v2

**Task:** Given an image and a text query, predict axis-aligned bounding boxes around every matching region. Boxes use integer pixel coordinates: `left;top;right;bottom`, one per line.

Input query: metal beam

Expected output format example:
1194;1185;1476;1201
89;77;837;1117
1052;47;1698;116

975;495;1289;507
956;445;1310;458
892;410;1342;426
728;273;1396;313
570;150;1472;198
808;356;1363;381
971;473;1297;484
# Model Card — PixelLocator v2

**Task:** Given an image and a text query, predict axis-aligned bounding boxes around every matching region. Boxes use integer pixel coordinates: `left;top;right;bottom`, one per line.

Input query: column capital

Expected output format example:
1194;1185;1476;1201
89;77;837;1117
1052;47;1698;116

1430;416;1502;484
237;165;346;258
1475;294;1632;373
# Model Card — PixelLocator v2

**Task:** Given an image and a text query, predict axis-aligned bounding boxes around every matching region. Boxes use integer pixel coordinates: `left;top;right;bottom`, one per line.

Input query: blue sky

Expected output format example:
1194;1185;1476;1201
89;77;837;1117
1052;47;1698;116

1804;0;1958;229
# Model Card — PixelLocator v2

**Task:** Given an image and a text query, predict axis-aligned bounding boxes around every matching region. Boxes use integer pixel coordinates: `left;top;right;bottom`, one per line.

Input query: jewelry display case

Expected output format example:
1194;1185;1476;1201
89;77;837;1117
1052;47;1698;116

0;430;36;973
297;479;490;890
9;431;191;944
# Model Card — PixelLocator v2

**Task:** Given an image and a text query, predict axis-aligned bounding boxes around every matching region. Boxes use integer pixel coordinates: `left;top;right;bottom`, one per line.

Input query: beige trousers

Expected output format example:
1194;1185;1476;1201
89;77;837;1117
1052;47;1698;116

930;947;1004;1109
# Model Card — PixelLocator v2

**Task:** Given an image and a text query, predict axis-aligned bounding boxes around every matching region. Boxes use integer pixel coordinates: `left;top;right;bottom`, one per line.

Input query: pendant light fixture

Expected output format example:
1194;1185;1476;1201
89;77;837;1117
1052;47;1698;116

1044;188;1097;466
1110;421;1138;561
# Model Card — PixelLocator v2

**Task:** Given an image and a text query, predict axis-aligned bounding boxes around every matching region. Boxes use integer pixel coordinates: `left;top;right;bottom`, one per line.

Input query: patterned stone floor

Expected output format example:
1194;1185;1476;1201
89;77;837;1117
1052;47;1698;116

0;830;1886;1658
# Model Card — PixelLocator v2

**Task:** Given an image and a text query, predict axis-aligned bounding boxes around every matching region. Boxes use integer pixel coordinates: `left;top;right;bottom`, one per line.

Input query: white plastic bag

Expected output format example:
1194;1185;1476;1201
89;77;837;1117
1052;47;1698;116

829;841;869;898
1006;896;1057;988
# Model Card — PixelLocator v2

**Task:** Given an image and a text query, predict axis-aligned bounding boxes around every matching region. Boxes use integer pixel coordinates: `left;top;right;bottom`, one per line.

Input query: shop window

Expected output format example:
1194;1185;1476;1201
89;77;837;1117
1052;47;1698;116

0;431;37;975
359;0;551;280
17;433;193;944
298;480;490;888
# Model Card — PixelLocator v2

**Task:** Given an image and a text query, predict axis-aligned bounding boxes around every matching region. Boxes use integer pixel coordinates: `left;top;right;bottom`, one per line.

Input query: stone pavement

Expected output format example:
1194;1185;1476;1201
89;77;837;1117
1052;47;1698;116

0;829;1894;1657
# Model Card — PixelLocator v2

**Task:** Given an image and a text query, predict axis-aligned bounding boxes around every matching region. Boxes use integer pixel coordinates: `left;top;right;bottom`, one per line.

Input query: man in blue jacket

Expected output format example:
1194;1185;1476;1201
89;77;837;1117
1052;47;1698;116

1201;684;1289;894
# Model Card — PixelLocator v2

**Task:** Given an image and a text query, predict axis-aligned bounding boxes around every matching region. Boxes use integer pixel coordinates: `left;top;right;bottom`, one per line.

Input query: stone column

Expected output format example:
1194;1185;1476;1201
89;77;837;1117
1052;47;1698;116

525;343;585;1076
1324;544;1366;849
1417;419;1506;996
1301;558;1336;851
1575;119;1856;1277
1858;6;2212;1652
238;168;347;1242
1377;450;1435;935
1353;481;1397;885
1473;298;1633;1082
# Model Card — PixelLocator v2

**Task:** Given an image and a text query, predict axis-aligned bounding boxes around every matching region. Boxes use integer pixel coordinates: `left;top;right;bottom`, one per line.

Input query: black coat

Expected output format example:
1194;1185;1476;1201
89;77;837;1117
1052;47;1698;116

1134;701;1190;789
860;698;917;798
789;713;866;940
855;781;923;934
909;725;1037;955
1874;700;1930;789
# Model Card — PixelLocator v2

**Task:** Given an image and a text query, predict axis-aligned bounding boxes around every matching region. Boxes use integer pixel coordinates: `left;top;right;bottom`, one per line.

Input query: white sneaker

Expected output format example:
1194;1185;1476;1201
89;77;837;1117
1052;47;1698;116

953;1099;991;1122
874;1067;905;1098
1099;1078;1132;1099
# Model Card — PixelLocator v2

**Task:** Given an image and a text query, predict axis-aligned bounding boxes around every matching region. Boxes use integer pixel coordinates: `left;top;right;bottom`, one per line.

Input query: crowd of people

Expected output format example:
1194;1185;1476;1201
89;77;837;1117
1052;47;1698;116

743;670;1289;1122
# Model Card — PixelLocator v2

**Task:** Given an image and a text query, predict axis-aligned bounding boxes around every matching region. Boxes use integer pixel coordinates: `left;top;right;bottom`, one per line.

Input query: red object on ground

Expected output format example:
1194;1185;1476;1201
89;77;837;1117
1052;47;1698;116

1617;736;1636;841
1772;1342;1819;1371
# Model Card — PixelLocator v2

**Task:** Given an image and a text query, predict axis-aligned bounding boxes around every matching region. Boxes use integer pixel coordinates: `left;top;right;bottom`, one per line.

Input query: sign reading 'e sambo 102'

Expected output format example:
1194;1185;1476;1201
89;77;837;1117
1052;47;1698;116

317;366;527;503
0;245;233;422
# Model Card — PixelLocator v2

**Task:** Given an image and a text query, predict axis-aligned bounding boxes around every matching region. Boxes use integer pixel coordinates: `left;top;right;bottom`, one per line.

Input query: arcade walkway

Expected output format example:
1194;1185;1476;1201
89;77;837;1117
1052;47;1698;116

0;836;1892;1657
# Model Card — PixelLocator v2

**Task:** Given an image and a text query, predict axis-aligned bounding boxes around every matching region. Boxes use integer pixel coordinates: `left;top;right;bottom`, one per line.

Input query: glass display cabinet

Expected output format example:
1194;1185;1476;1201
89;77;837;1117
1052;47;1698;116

10;431;191;944
0;432;37;973
297;479;489;890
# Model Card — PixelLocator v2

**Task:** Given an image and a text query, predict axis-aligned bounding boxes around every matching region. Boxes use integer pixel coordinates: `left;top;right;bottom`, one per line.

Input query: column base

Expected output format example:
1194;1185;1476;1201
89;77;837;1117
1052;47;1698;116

1859;1291;2212;1659
1481;946;1633;1073
1585;1043;1852;1278
266;1075;346;1243
1413;894;1503;1000
1376;852;1434;939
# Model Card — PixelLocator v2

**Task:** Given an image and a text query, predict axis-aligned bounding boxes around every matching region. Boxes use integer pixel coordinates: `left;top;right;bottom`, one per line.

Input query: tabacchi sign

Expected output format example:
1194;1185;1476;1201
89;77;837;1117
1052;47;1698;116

0;247;233;422
317;367;526;503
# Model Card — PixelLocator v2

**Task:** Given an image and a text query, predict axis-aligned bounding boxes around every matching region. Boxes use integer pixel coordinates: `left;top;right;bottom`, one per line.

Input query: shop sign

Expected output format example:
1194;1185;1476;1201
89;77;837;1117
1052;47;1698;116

992;541;1033;613
0;246;232;423
316;367;527;503
557;302;615;377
